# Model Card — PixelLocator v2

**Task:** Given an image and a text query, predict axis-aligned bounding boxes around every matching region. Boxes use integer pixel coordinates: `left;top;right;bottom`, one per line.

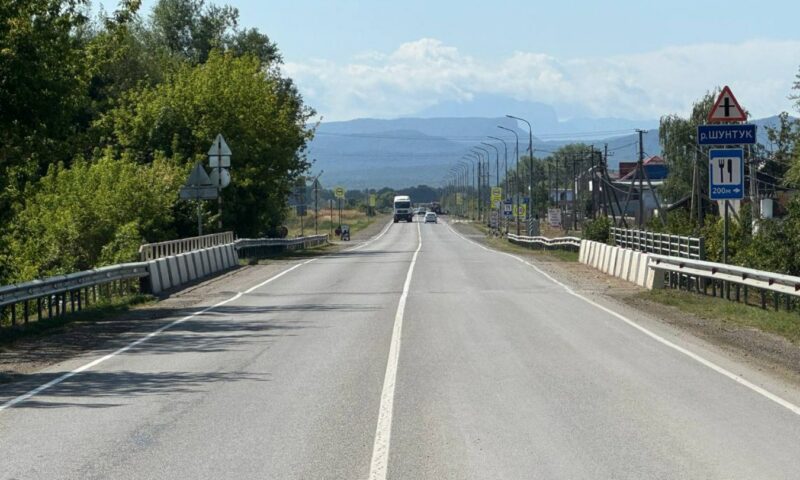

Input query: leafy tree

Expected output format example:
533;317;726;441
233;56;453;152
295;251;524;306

0;0;90;216
100;50;314;237
658;91;717;204
5;151;184;281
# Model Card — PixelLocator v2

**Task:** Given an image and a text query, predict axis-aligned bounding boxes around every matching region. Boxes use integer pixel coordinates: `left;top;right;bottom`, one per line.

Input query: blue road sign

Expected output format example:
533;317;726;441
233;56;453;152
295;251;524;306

698;124;756;145
709;149;744;200
502;201;513;218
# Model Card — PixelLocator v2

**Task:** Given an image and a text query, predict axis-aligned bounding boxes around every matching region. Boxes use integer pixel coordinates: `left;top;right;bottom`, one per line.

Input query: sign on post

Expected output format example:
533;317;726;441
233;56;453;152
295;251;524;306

503;201;513;218
547;208;562;227
515;204;527;218
707;86;747;123
697;124;757;145
709;149;744;200
491;187;502;204
334;186;345;199
369;193;377;207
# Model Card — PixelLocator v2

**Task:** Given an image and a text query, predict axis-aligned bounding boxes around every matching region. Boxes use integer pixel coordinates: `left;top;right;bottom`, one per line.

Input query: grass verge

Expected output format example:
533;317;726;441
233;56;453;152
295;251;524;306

460;219;579;262
0;294;153;348
640;288;800;345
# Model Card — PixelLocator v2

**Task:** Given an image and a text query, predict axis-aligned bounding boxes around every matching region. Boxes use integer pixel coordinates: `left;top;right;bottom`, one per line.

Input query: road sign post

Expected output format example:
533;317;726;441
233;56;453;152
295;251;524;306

208;134;232;229
709;148;744;264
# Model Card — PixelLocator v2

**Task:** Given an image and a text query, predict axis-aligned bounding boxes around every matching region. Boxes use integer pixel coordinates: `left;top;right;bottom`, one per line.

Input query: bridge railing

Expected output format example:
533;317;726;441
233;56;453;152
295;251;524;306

649;254;800;311
611;227;704;260
139;232;235;261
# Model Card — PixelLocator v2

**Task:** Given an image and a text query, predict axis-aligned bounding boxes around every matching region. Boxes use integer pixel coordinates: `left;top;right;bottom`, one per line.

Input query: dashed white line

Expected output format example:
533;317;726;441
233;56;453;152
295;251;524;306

445;220;800;417
368;221;422;480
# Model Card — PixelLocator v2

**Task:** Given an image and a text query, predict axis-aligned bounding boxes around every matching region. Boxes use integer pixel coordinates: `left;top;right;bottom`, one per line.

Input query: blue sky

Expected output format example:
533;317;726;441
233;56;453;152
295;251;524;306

96;0;800;121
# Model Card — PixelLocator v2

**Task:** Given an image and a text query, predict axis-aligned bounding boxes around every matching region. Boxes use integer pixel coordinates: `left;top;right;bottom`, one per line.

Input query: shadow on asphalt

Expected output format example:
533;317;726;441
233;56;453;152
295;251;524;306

2;369;270;409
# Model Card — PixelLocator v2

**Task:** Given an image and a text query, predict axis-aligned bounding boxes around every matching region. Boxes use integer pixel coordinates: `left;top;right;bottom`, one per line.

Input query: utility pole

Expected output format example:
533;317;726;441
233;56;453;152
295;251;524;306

637;129;646;227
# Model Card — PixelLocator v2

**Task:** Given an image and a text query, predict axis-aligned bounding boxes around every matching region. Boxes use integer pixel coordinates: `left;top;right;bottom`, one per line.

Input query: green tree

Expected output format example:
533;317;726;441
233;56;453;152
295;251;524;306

100;50;314;237
658;91;718;204
5;151;184;281
0;0;90;216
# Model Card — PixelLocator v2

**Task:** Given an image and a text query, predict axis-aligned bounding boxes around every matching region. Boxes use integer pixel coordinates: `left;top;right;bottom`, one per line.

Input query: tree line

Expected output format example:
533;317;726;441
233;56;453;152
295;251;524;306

0;0;315;283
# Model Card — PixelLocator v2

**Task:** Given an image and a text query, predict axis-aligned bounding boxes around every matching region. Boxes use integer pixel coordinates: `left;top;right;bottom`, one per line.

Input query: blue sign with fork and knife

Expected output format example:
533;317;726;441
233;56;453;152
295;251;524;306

708;149;744;200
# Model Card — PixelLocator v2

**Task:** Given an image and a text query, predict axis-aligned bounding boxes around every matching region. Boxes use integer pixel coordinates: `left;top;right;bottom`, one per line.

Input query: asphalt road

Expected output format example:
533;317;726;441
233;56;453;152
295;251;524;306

2;219;800;479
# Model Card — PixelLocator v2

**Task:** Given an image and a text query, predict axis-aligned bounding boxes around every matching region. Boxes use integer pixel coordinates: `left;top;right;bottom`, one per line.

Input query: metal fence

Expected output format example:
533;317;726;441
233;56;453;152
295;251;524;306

649;254;800;312
0;263;149;329
139;232;235;261
235;235;328;258
611;227;704;260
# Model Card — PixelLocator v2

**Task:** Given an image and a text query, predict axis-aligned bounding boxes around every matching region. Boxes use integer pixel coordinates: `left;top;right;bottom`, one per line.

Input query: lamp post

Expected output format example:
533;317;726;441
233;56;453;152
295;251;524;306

498;125;521;235
475;146;491;221
463;155;477;220
457;161;469;217
488;136;508;232
481;142;500;188
507;115;534;223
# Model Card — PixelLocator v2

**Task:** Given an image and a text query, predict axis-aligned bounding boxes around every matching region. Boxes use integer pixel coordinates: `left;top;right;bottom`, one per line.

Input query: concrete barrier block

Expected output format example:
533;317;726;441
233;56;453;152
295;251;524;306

199;249;211;277
636;254;650;287
195;251;206;277
615;249;629;278
147;260;162;294
156;258;171;290
603;247;612;274
185;252;197;281
579;240;587;263
230;244;239;264
621;249;633;280
594;244;604;269
167;256;180;287
627;252;640;283
586;241;595;266
611;247;621;275
209;247;220;272
223;245;234;268
214;246;224;270
176;254;189;284
599;244;609;270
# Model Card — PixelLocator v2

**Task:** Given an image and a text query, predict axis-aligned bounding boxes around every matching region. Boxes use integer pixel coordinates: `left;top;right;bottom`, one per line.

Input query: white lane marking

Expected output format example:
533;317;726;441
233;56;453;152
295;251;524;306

368;221;422;480
445;221;800;417
0;222;399;413
346;221;393;252
0;258;320;413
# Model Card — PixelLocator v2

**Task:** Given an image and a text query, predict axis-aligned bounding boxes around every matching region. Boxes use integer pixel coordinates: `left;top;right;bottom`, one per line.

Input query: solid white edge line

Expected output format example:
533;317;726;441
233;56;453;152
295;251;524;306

368;221;422;480
445;220;800;417
0;220;402;413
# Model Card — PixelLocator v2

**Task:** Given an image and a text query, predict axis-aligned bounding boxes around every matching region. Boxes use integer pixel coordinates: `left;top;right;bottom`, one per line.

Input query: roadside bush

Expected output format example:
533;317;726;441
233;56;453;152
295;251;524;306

4;151;184;281
583;216;611;242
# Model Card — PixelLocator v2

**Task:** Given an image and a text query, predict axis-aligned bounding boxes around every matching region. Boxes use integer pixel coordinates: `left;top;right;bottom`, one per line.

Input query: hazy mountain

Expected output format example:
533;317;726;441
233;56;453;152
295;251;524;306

307;113;787;189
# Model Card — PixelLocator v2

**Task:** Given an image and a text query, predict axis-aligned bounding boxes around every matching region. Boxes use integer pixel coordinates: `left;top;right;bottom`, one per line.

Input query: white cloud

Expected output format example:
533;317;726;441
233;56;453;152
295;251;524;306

284;38;800;121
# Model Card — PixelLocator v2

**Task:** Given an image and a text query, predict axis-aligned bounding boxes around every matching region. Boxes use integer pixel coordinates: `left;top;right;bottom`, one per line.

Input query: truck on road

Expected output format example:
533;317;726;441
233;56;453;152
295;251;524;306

393;195;413;223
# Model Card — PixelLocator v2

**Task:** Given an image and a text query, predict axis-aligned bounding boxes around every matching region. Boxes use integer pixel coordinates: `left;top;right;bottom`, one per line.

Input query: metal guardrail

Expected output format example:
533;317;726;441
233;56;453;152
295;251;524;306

0;263;149;328
234;235;328;257
649;254;800;311
507;233;582;249
611;227;704;260
139;232;235;261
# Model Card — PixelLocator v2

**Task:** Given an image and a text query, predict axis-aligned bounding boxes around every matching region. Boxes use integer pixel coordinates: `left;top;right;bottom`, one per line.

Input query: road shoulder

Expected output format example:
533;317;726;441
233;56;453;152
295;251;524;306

449;219;800;392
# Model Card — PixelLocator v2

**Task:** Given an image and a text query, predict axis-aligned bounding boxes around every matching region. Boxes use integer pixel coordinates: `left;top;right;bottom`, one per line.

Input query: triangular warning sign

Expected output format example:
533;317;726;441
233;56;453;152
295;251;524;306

707;86;747;123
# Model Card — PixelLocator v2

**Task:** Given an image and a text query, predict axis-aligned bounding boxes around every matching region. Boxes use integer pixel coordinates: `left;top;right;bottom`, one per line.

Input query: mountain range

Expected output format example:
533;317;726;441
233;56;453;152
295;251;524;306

306;99;784;189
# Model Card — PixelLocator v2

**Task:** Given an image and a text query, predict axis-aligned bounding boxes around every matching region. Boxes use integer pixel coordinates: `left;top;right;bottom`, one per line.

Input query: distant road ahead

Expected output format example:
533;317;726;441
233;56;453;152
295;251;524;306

2;219;800;479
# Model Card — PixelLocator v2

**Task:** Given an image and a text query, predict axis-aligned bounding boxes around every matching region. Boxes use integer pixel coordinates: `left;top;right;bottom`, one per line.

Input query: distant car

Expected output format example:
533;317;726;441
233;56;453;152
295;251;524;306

416;208;427;216
424;212;437;223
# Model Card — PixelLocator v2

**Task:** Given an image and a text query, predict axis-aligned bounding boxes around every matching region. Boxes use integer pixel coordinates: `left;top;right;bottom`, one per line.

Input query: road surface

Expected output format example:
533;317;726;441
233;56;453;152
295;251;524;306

2;219;800;479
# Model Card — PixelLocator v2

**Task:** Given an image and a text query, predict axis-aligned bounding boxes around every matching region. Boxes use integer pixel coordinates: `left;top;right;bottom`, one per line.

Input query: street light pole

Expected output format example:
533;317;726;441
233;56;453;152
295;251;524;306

481;142;500;188
475;146;491;222
498;126;520;235
507;115;534;224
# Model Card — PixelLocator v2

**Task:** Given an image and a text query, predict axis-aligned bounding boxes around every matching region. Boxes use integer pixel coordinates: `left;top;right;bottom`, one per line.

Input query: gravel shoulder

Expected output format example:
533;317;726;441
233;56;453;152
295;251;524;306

450;219;800;389
0;216;391;385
